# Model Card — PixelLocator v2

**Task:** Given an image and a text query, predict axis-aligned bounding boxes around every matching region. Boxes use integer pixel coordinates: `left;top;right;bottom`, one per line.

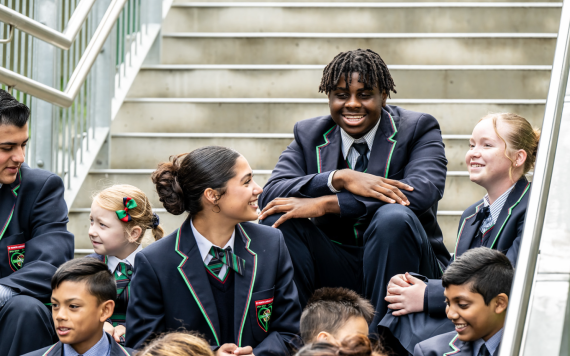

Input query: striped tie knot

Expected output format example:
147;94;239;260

207;246;245;276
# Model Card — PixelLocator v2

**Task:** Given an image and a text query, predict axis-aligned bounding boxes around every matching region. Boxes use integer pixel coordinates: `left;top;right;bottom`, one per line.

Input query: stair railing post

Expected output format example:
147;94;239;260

91;0;114;170
30;0;58;171
141;0;162;65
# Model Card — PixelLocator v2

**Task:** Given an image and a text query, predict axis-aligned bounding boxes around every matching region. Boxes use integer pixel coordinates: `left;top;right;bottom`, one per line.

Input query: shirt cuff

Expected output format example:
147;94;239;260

0;285;16;307
327;170;340;193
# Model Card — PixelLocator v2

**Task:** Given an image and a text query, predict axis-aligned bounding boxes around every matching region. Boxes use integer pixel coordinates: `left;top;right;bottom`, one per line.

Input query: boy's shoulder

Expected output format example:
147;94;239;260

20;343;60;356
20;162;63;190
414;331;468;356
238;221;282;245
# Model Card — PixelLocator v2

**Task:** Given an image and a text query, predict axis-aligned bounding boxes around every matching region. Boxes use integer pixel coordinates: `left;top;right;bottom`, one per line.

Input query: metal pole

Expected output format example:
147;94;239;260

30;0;57;171
499;0;570;354
90;0;113;169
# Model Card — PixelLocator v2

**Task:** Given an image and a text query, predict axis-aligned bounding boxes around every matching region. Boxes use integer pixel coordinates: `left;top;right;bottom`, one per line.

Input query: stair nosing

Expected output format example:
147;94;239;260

140;64;553;70
171;2;562;8
162;32;558;38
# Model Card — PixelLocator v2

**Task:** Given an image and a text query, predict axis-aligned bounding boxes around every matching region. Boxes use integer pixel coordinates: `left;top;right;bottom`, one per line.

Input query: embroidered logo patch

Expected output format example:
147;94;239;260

7;243;25;272
255;297;274;332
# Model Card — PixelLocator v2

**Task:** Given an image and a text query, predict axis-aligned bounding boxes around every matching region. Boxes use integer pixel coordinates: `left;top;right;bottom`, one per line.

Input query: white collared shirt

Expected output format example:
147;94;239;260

480;184;516;233
107;245;142;275
191;219;235;278
328;118;381;193
63;330;110;356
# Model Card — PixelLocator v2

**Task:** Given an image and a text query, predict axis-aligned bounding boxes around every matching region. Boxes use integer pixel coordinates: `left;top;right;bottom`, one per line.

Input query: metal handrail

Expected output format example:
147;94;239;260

499;0;570;354
0;0;128;108
0;0;96;50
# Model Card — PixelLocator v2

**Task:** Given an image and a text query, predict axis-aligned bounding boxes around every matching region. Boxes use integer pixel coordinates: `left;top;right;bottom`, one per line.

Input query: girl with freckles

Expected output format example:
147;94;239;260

87;184;164;344
380;113;540;354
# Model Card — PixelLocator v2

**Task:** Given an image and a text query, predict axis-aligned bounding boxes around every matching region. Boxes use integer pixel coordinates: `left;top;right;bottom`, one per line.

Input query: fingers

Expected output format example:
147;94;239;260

384;295;404;304
220;344;238;352
387;302;406;310
375;183;409;206
405;272;421;285
384;178;414;192
392;309;411;316
390;274;410;288
386;286;406;297
113;333;122;343
234;346;253;355
259;202;292;220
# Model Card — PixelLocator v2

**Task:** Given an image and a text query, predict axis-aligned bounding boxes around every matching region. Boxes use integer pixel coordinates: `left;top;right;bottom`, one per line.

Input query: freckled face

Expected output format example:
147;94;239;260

465;118;514;189
328;72;387;139
88;201;130;257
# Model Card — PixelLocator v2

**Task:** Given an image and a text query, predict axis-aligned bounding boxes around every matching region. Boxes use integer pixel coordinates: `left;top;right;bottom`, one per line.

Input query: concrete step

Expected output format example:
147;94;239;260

108;133;503;171
69;208;462;253
114;99;545;134
161;35;556;65
164;4;560;33
71;169;484;211
127;65;550;99
171;0;562;3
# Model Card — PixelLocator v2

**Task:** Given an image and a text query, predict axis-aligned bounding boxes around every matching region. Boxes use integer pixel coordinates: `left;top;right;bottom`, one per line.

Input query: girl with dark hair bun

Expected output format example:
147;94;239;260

296;334;386;356
126;146;302;356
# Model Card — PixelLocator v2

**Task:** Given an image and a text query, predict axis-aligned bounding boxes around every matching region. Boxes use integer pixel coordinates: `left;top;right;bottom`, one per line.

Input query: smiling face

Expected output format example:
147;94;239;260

445;283;507;342
466;118;518;190
51;280;113;354
0;123;28;185
216;155;263;223
328;72;387;139
89;201;132;258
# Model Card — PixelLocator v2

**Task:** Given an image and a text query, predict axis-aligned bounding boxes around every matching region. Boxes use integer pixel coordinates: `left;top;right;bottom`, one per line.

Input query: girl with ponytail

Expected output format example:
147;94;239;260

380;113;541;353
87;184;164;344
125;146;302;356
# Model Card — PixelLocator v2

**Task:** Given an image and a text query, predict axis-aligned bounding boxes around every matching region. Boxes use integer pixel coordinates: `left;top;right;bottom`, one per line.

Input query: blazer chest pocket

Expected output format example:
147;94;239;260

249;287;275;341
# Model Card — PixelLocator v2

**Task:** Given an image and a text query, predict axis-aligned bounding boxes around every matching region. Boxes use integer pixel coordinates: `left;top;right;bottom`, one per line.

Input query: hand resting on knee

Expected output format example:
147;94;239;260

384;272;426;316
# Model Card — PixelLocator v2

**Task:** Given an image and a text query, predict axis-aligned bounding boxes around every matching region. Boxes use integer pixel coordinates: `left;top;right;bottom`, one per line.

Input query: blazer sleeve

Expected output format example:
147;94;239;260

259;124;335;210
340;113;447;219
0;175;74;301
504;212;525;268
413;342;426;356
126;252;166;349
425;279;447;316
253;231;302;356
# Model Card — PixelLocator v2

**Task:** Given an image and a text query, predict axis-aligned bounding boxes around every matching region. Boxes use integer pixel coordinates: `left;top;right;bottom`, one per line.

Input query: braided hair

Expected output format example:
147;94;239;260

319;49;396;97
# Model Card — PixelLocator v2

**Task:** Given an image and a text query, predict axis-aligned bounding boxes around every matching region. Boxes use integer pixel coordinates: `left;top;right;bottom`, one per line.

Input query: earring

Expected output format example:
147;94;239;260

212;204;221;213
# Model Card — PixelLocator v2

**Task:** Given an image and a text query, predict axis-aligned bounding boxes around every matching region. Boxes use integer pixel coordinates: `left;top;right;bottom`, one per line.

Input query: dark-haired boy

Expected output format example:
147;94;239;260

301;287;374;344
0;89;74;356
259;49;450;335
23;258;135;356
413;248;513;356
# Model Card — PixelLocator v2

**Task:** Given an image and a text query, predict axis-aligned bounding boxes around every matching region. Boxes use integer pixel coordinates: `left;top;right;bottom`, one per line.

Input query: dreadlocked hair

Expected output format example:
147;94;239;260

319;49;396;96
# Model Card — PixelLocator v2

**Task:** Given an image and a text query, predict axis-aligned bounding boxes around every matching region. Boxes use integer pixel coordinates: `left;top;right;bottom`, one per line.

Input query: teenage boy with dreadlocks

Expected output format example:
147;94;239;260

259;49;450;338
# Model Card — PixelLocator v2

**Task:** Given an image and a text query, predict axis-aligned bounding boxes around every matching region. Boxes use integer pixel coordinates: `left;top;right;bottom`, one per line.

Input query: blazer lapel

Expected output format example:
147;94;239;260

444;335;471;356
367;107;399;178
487;177;531;249
315;124;342;173
233;224;257;347
109;334;131;356
41;341;62;355
0;168;21;242
174;218;222;346
454;202;484;259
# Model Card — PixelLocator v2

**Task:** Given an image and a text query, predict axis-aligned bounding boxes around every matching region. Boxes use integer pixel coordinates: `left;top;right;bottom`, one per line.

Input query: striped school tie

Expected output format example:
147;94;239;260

110;262;133;326
207;246;245;276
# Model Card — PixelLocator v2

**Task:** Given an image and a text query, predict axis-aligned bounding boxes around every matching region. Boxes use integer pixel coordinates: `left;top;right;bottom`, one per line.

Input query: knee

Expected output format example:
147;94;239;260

259;213;282;227
2;295;47;318
366;205;420;245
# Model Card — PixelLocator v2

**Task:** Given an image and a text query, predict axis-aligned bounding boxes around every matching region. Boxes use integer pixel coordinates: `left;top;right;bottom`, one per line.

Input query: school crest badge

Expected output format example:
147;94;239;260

7;243;25;272
255;297;274;332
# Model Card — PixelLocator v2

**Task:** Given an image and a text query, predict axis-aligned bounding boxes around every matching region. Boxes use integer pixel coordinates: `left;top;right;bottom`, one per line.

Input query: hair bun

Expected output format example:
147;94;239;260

151;154;187;215
337;335;373;356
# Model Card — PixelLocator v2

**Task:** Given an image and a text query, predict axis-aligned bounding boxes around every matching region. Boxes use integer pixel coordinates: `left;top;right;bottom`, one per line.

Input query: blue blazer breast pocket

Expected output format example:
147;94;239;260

249;286;275;341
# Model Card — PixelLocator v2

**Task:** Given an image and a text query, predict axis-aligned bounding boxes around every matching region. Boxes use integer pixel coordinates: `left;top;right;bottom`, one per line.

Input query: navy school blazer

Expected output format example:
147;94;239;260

125;218;302;355
425;177;531;315
259;105;450;264
414;331;475;356
21;332;135;356
0;163;74;303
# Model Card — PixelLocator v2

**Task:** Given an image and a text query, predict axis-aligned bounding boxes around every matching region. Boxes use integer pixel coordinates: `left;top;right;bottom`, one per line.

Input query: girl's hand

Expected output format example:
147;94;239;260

103;321;115;337
113;325;126;343
385;272;427;316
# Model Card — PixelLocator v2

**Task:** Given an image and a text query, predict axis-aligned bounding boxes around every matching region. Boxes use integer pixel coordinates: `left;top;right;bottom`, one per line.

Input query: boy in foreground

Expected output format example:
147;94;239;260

413;248;513;356
23;259;135;356
300;287;374;344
